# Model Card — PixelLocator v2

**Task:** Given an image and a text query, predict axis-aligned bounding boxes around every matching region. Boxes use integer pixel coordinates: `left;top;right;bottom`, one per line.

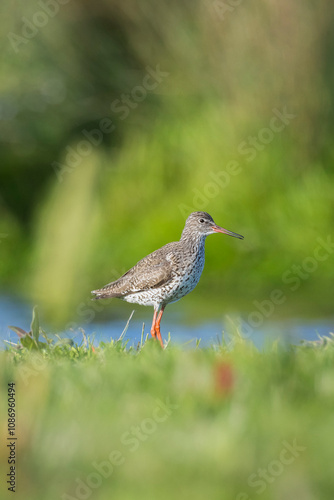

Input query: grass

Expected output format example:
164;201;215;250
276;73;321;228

1;310;334;500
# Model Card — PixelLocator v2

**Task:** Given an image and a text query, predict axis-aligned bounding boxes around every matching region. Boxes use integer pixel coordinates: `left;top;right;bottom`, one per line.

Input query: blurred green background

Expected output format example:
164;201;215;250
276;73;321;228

1;4;334;500
0;0;333;326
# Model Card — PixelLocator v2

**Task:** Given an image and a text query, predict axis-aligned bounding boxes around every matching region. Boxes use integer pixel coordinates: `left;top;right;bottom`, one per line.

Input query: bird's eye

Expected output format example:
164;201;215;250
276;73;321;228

199;218;205;223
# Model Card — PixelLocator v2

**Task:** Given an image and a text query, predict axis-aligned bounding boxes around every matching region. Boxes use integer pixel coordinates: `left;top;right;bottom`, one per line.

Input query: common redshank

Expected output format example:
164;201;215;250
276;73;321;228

92;212;243;348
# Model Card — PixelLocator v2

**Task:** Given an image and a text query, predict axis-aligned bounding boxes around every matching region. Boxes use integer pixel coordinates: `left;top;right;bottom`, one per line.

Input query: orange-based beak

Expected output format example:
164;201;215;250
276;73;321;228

211;224;244;239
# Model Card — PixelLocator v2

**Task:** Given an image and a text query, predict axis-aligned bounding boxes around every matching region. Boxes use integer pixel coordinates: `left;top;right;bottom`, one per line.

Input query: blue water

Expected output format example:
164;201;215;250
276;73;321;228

0;295;333;350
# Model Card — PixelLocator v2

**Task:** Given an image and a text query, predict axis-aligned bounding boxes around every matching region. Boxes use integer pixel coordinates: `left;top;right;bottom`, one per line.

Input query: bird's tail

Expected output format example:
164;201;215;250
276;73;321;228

91;288;123;300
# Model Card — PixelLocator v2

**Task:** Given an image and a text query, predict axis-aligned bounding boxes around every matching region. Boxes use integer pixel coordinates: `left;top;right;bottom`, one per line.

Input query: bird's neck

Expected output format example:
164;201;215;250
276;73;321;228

180;229;207;253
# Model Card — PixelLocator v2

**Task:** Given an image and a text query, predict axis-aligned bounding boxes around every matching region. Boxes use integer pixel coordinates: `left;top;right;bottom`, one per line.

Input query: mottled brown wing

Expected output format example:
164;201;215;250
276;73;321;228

92;242;178;298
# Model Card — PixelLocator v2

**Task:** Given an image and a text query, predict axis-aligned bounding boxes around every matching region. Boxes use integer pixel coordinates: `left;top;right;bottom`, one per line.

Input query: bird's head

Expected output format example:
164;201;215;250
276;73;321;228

183;212;244;239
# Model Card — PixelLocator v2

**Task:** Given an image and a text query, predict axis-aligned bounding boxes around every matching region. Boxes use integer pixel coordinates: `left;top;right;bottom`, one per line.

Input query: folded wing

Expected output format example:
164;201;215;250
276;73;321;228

91;243;178;299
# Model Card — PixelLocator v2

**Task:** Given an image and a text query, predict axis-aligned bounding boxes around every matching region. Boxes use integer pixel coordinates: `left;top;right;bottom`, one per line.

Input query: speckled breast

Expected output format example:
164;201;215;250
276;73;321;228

157;240;205;306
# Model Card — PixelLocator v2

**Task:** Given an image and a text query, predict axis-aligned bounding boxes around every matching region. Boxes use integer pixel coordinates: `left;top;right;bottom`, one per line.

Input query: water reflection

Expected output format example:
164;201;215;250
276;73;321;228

0;295;333;350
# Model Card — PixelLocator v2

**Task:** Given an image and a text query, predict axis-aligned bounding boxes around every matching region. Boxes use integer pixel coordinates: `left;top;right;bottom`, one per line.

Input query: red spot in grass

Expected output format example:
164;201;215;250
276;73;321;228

215;361;234;395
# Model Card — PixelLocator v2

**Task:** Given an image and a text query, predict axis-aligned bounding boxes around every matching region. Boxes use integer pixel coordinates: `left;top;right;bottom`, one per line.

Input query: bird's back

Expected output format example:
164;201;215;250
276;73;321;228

92;241;181;299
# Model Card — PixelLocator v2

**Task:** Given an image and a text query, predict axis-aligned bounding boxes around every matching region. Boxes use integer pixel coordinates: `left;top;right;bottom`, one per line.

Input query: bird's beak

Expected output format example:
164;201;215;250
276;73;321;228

211;224;244;240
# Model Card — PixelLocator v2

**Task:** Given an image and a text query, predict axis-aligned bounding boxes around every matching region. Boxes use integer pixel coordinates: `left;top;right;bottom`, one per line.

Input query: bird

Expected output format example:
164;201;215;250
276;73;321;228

91;212;244;348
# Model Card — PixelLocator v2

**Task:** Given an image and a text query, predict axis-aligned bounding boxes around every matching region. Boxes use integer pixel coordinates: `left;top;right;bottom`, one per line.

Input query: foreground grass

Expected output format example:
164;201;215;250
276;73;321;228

1;317;334;500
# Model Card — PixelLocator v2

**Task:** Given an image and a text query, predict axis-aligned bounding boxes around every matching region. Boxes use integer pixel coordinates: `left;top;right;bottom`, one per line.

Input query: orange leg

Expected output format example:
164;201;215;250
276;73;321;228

154;306;165;348
150;309;158;339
